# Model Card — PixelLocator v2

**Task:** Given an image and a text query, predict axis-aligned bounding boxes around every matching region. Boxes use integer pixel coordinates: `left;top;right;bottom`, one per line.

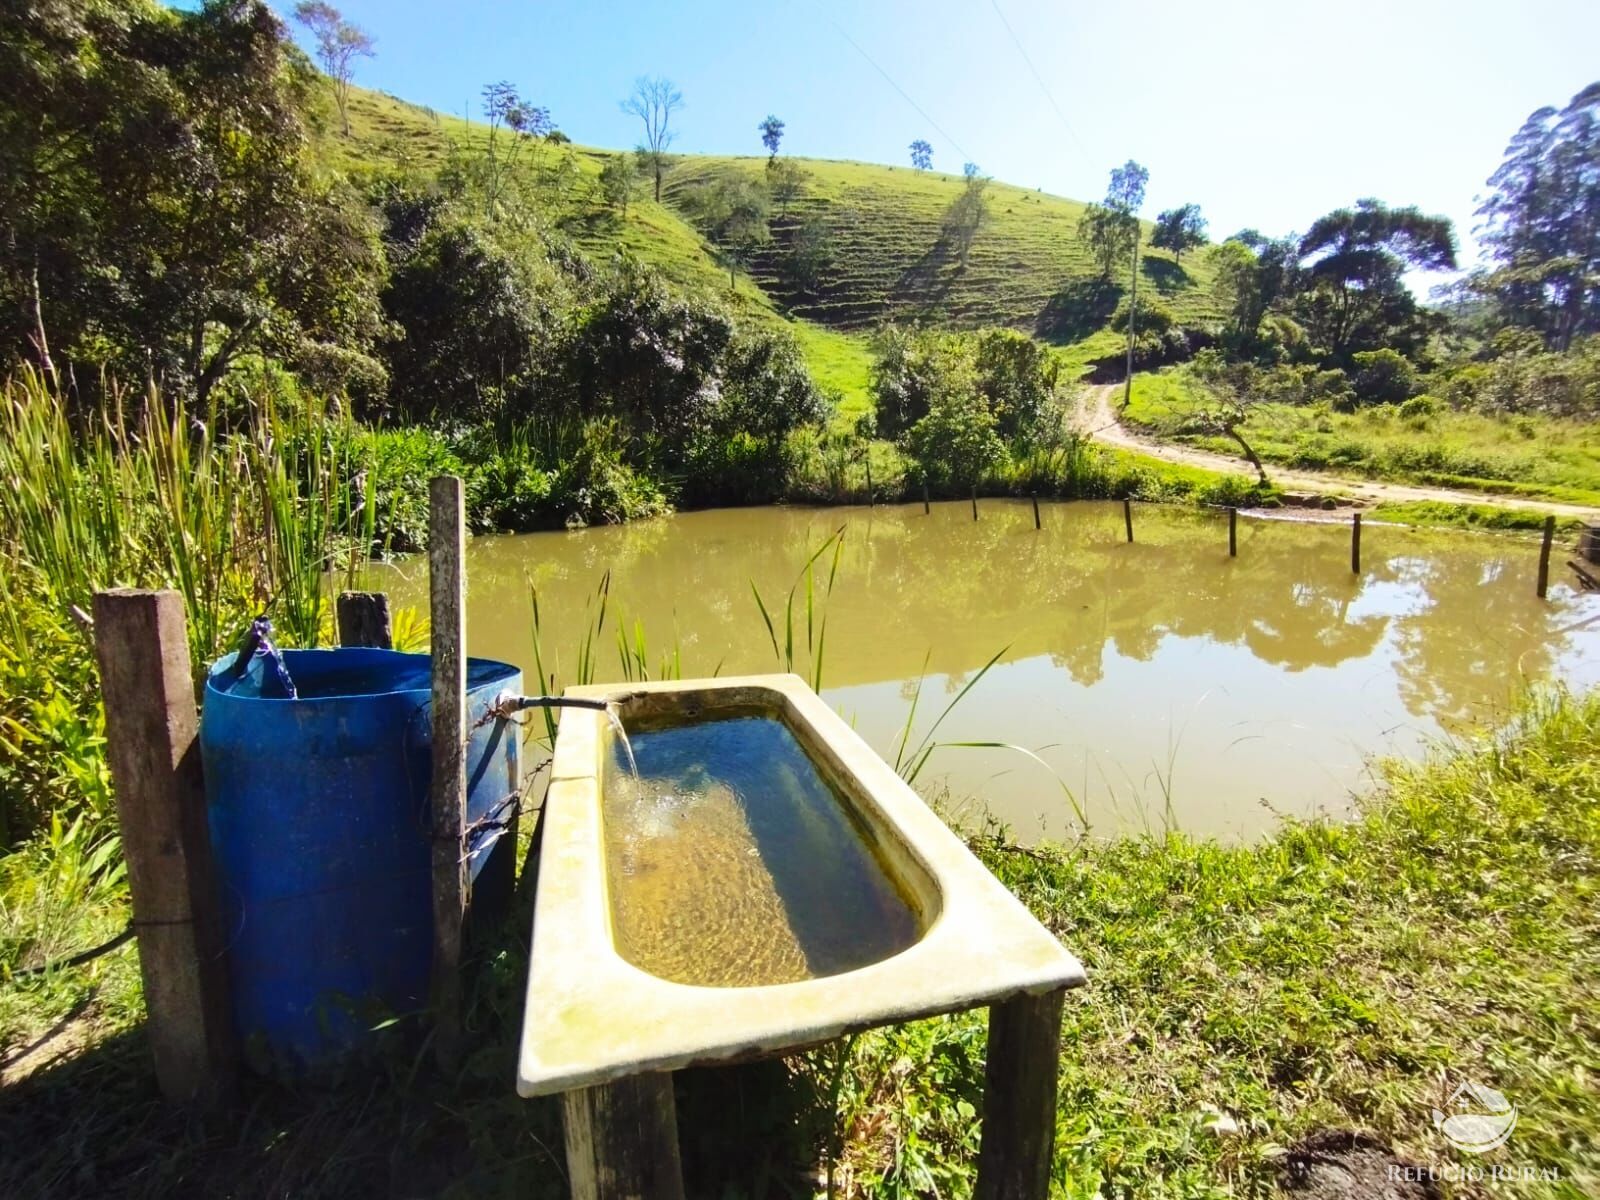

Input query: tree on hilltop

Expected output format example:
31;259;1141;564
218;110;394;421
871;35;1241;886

292;2;375;138
622;76;683;202
909;139;933;171
759;115;785;163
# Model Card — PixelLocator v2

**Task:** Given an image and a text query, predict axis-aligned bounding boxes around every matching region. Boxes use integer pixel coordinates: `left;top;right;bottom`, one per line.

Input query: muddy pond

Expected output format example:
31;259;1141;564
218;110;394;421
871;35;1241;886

379;500;1600;842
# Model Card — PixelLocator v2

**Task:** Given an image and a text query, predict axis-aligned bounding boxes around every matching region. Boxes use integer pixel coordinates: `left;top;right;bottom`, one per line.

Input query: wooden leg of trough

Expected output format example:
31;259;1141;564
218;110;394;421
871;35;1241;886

561;1072;686;1200
974;988;1066;1200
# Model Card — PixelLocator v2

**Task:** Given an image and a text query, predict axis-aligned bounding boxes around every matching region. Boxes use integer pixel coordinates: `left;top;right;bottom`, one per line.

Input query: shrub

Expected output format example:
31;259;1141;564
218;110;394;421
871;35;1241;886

354;427;466;552
1397;394;1440;419
1350;349;1419;405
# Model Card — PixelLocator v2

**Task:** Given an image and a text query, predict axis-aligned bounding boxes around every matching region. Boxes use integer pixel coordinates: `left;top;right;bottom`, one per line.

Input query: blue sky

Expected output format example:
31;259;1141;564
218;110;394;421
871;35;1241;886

274;0;1598;276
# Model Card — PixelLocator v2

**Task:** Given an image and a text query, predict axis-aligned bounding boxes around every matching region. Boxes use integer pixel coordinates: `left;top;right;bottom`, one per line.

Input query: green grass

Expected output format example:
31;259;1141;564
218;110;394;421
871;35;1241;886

4;688;1596;1196
1125;368;1600;506
665;156;1221;347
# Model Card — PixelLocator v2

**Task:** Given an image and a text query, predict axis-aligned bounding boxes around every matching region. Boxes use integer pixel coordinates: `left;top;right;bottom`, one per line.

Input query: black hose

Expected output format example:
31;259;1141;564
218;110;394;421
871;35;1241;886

500;695;614;713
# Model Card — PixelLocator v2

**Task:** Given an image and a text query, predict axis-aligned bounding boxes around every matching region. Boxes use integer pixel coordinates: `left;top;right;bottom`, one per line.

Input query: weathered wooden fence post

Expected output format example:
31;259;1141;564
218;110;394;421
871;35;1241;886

1536;514;1556;599
864;455;874;506
971;486;979;522
1351;513;1362;576
429;476;468;1067
93;588;234;1105
923;479;931;515
1228;507;1238;558
336;591;392;649
974;988;1066;1200
1123;497;1134;543
561;1072;687;1200
1031;493;1041;530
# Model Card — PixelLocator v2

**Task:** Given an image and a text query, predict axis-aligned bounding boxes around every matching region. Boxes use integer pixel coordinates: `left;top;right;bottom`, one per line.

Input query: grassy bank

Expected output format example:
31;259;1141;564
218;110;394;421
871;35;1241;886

4;689;1596;1196
1126;369;1600;507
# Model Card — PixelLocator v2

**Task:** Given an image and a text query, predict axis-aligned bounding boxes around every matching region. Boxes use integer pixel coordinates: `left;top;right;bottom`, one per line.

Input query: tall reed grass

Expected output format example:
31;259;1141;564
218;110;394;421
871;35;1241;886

0;368;371;843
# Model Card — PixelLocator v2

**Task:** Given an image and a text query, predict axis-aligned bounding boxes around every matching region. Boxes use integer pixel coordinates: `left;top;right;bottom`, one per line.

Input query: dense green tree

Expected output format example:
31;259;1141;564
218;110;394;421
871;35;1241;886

622;76;682;202
686;177;771;290
1295;199;1455;362
1211;232;1302;354
909;140;933;171
291;1;373;137
599;155;634;217
768;159;808;215
379;220;552;423
565;265;732;461
759;114;785;162
1349;348;1419;404
0;0;387;403
972;329;1057;444
1476;82;1600;350
1078;204;1136;278
782;214;834;296
1152;203;1207;264
903;349;1005;489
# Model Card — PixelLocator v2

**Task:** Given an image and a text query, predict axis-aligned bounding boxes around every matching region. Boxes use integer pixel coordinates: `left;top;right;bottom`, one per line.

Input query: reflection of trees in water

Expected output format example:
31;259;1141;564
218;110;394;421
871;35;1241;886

408;502;1591;733
1385;551;1574;730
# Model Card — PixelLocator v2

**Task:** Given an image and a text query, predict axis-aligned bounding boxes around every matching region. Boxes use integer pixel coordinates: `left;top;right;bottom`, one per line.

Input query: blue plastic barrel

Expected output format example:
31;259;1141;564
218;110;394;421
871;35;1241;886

200;648;522;1074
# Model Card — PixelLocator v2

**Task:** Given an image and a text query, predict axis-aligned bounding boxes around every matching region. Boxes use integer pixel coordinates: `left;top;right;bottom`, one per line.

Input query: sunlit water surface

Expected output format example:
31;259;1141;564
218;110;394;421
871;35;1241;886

378;501;1600;842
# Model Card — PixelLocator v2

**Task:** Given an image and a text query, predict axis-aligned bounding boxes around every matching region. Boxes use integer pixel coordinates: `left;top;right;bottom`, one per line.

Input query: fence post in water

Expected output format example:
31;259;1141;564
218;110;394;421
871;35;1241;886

92;588;234;1106
1536;514;1556;599
561;1072;686;1200
1124;497;1134;543
922;478;931;515
864;455;873;506
1031;493;1041;529
428;476;468;1067
974;988;1066;1200
971;486;979;521
1228;507;1238;557
1351;513;1362;575
336;591;392;649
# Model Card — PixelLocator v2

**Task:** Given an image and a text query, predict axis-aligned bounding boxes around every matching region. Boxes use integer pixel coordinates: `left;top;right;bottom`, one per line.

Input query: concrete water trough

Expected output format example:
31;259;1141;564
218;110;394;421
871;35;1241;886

519;673;1085;1199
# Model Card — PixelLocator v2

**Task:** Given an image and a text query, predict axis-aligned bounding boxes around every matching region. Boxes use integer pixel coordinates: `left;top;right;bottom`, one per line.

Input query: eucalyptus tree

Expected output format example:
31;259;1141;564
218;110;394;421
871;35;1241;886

1476;81;1600;349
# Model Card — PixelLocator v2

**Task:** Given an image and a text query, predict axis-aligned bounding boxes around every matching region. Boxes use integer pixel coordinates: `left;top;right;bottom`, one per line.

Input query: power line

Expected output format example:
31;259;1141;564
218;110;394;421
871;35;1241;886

831;20;974;166
988;0;1091;162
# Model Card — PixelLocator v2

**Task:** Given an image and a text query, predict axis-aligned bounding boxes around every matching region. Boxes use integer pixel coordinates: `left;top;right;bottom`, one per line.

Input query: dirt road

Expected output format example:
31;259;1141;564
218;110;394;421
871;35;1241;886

1076;385;1599;519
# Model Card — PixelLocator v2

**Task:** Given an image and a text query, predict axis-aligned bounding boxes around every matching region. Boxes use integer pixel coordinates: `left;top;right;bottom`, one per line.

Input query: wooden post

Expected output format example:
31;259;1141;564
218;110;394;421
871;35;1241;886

864;455;874;506
93;589;233;1105
971;486;979;522
1351;513;1363;576
922;479;931;515
562;1073;686;1200
1031;493;1041;530
428;476;468;1066
974;989;1065;1200
1123;497;1134;543
1536;514;1556;599
336;591;392;649
1228;507;1238;558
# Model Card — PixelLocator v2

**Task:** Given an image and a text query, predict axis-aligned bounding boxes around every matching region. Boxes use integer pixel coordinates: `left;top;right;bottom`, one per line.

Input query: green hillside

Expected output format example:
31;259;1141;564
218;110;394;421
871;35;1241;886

332;86;878;408
665;157;1221;340
324;86;1219;407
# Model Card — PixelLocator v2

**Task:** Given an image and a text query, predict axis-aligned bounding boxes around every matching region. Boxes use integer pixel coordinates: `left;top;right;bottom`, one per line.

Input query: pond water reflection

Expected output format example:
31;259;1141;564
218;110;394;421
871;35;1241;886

377;501;1600;841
